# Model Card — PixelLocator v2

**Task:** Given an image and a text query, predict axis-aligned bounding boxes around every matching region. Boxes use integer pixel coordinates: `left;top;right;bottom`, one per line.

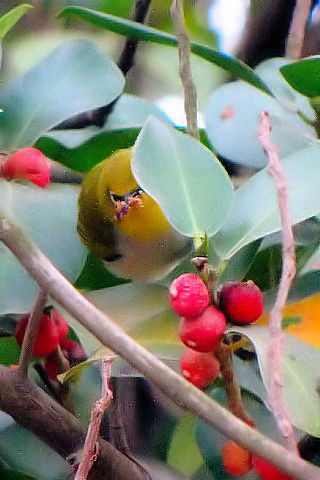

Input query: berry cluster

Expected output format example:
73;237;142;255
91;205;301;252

221;441;293;479
15;306;86;380
0;147;50;188
169;273;263;389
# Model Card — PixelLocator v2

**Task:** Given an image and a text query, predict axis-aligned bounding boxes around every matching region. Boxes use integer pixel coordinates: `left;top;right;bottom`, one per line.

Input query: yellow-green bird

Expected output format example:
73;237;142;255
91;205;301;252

77;148;192;281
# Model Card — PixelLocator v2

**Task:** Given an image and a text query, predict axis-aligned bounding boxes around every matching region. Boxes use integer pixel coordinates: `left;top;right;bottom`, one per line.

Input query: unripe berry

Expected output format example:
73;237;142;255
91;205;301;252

180;348;220;388
1;147;50;188
16;313;60;356
218;281;263;324
169;273;209;317
60;338;87;366
222;441;252;476
252;456;293;480
179;305;226;352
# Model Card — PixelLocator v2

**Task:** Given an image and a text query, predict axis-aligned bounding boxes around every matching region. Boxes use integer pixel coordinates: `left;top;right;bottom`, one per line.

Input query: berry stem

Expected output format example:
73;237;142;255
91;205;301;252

216;341;255;427
17;289;48;378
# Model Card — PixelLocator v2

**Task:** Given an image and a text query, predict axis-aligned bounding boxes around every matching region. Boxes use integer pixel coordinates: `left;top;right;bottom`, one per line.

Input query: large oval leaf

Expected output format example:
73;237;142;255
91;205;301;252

212;143;320;259
0;181;86;314
0;39;124;150
229;326;320;437
204;81;315;168
58;6;270;94
280;57;320;98
132;116;233;238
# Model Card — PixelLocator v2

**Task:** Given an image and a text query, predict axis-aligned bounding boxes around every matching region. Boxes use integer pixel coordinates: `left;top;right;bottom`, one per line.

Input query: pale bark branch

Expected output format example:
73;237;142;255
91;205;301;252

170;0;199;139
0;216;318;479
286;0;312;59
257;111;298;452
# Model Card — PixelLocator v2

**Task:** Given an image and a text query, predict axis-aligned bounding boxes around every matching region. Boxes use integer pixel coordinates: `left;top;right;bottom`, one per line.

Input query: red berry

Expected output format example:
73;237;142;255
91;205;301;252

1;147;50;188
222;441;252;476
252;456;293;480
169;273;209;317
15;313;60;356
60;338;86;365
218;281;263;324
51;309;69;341
179;305;226;352
44;355;59;380
180;348;220;388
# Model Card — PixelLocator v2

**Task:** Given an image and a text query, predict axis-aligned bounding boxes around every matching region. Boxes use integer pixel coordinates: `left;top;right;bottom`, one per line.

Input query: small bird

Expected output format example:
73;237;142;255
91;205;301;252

77;148;192;281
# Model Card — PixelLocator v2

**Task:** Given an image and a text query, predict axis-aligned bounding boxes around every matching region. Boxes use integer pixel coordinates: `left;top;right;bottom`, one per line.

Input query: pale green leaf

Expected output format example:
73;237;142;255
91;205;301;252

132;116;234;238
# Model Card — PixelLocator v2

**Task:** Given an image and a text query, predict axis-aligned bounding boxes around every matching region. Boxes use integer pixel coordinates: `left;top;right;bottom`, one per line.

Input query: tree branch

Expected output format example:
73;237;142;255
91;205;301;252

257;111;297;452
0;217;318;479
17;289;48;378
0;365;147;480
53;0;152;130
286;0;312;59
170;0;199;140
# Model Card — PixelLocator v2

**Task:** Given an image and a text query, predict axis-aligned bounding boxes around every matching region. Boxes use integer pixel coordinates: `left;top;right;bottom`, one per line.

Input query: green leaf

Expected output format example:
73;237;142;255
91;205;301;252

58;6;270;94
167;414;203;476
280;58;320;98
132;116;234;238
75;253;129;290
0;181;86;314
0;4;33;39
0;39;124;150
212;144;320;259
0;467;37;479
229;326;320;436
254;57;315;121
204;81;316;168
0;337;20;366
217;239;262;285
36;94;168;172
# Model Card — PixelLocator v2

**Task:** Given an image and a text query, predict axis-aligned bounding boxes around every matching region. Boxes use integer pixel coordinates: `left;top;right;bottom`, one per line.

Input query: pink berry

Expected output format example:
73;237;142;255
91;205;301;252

1;147;50;188
169;273;209;317
180;348;220;388
252;456;293;480
179;305;226;352
218;281;263;324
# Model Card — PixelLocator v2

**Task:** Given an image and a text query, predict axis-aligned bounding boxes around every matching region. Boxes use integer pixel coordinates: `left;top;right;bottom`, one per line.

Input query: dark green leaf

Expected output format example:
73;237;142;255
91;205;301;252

280;58;320;97
0;4;33;39
58;6;270;94
75;253;129;290
0;337;20;366
0;467;37;479
0;39;124;150
217;239;262;284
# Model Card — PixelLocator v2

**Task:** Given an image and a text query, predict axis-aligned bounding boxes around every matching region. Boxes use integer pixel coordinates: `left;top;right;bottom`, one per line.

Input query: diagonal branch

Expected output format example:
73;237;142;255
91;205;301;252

257;111;297;452
0;216;318;479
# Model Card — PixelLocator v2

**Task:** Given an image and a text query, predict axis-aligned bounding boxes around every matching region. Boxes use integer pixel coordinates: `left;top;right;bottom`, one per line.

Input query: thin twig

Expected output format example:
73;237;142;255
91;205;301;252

216;341;254;427
286;0;312;59
53;0;152;130
17;289;48;378
170;0;199;139
0;218;318;479
257;111;297;453
74;357;113;480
